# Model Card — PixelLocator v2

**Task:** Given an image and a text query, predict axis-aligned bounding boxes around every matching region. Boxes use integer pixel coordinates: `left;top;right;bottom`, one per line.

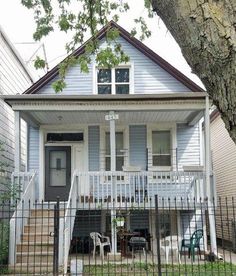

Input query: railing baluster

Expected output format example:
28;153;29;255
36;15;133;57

101;173;104;204
124;172;127;204
129;174;132;206
146;172;149;204
97;173;100;204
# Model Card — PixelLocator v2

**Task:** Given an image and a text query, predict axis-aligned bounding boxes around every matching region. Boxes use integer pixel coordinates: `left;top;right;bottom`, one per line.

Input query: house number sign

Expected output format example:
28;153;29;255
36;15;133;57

105;113;119;121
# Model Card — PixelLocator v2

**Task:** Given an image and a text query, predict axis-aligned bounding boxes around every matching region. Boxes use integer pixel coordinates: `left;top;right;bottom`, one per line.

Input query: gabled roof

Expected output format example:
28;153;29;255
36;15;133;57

24;21;204;94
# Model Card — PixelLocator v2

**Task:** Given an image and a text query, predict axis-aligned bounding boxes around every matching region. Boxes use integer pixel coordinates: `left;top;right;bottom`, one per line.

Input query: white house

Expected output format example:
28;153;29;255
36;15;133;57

2;21;216;272
0;26;33;194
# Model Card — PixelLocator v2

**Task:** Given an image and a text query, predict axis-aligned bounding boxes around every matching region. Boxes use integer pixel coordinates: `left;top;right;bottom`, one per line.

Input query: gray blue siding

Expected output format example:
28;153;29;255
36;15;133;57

28;126;39;172
37;63;93;95
129;125;147;170
88;126;100;171
177;123;201;170
116;37;191;94
37;37;191;95
130;210;149;231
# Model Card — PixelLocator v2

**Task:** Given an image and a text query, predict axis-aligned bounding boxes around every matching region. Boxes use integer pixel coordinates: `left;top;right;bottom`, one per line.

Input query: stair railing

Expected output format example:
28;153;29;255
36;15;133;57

9;172;36;265
11;171;35;202
58;170;79;273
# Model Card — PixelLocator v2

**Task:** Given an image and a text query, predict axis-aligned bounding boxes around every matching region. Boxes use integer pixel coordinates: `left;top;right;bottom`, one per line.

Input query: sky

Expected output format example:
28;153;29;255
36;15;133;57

0;0;203;87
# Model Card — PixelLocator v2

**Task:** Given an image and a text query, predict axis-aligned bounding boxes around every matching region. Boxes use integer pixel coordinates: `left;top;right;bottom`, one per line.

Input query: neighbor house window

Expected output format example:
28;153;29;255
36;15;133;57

97;67;130;94
105;132;124;171
152;130;171;166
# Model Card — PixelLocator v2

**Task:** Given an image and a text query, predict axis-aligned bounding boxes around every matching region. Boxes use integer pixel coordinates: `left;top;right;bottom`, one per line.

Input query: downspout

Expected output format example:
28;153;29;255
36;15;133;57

205;95;217;256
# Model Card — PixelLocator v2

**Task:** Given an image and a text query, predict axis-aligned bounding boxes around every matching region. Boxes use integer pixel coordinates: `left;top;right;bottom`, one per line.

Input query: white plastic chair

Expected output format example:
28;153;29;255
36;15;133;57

160;235;181;264
90;232;111;259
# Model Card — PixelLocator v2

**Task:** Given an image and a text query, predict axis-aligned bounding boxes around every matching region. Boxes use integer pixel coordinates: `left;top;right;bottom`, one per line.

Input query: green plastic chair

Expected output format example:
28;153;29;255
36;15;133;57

181;229;203;262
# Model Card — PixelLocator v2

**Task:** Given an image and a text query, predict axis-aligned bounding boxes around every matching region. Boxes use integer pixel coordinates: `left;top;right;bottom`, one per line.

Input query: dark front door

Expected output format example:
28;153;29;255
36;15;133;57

45;146;71;201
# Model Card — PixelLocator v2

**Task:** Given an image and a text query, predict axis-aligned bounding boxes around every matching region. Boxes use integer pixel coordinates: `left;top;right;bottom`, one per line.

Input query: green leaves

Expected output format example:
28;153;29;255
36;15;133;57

33;15;54;41
134;17;152;41
34;56;46;69
78;55;91;73
0;141;14;201
52;79;66;93
21;0;35;9
58;15;71;32
96;46;129;69
106;27;120;42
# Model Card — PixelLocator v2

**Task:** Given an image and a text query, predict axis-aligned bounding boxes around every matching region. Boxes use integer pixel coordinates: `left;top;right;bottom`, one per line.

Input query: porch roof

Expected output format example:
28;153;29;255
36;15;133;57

1;92;207;126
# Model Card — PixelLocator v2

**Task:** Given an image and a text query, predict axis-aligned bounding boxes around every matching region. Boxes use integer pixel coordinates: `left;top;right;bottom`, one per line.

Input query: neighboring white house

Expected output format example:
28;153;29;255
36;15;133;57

209;110;236;245
2;21;216;272
0;26;33;193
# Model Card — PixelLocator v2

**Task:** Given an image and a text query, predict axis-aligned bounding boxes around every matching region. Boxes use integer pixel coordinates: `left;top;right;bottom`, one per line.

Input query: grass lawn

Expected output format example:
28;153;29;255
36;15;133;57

84;262;236;275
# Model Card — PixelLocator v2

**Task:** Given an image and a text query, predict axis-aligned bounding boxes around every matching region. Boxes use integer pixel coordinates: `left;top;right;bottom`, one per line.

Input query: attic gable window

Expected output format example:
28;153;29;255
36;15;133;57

97;67;130;94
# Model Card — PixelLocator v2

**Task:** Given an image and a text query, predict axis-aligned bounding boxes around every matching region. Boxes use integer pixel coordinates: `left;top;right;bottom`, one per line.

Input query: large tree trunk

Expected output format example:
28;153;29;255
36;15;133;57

152;0;236;142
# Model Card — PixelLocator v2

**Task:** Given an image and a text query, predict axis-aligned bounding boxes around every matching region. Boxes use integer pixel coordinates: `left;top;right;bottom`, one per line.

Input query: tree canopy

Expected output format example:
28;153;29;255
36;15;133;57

21;0;236;142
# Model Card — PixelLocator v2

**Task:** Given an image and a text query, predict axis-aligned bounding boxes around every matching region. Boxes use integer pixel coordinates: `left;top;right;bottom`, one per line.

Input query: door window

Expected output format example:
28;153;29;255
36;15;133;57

49;151;67;186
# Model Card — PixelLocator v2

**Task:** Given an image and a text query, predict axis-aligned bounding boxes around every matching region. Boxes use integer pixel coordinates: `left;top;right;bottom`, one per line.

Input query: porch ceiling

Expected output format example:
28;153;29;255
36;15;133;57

23;110;201;125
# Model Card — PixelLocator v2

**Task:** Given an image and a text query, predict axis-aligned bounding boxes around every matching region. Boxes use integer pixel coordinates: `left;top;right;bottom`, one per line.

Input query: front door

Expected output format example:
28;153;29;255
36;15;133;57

45;146;71;201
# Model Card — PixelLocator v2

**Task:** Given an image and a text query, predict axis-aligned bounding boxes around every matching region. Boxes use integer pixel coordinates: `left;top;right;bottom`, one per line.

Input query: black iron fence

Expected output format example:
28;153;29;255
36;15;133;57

1;197;236;275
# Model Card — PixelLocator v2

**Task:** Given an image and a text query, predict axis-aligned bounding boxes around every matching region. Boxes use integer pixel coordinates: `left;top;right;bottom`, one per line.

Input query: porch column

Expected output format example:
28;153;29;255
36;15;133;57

204;95;217;255
14;111;21;172
106;111;118;255
109;111;116;172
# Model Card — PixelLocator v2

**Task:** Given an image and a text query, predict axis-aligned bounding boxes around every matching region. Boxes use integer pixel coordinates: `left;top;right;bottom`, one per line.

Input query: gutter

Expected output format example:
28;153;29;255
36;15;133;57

1;92;207;107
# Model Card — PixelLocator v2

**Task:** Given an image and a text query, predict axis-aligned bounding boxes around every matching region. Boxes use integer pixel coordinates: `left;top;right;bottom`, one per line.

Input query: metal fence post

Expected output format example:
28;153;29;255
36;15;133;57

53;198;60;275
155;195;162;276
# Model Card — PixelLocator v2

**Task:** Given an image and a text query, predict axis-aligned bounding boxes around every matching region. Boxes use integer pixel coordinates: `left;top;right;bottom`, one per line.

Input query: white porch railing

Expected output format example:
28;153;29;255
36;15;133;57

59;171;79;273
11;171;35;200
76;171;209;208
9;172;37;265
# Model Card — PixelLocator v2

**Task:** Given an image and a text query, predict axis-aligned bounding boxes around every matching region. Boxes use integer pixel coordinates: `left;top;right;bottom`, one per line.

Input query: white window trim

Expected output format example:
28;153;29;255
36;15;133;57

100;125;129;172
147;123;177;171
94;64;134;94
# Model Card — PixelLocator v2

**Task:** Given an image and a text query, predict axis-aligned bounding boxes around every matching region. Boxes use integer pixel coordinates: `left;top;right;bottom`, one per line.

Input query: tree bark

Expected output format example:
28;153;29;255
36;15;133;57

152;0;236;142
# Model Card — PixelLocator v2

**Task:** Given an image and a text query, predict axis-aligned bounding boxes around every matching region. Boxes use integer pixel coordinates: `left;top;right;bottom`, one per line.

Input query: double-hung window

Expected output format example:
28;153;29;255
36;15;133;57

152;130;171;167
97;67;130;94
105;132;124;171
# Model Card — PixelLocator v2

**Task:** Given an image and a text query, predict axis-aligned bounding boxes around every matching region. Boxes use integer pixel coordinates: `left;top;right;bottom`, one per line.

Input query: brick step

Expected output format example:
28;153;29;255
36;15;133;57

24;224;54;233
21;233;54;242
16;252;53;263
17;242;54;252
28;217;55;224
30;209;65;218
10;263;54;274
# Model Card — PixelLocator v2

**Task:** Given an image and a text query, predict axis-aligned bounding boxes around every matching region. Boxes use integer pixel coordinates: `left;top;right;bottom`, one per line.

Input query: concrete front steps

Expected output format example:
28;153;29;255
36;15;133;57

11;263;54;274
11;207;65;274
